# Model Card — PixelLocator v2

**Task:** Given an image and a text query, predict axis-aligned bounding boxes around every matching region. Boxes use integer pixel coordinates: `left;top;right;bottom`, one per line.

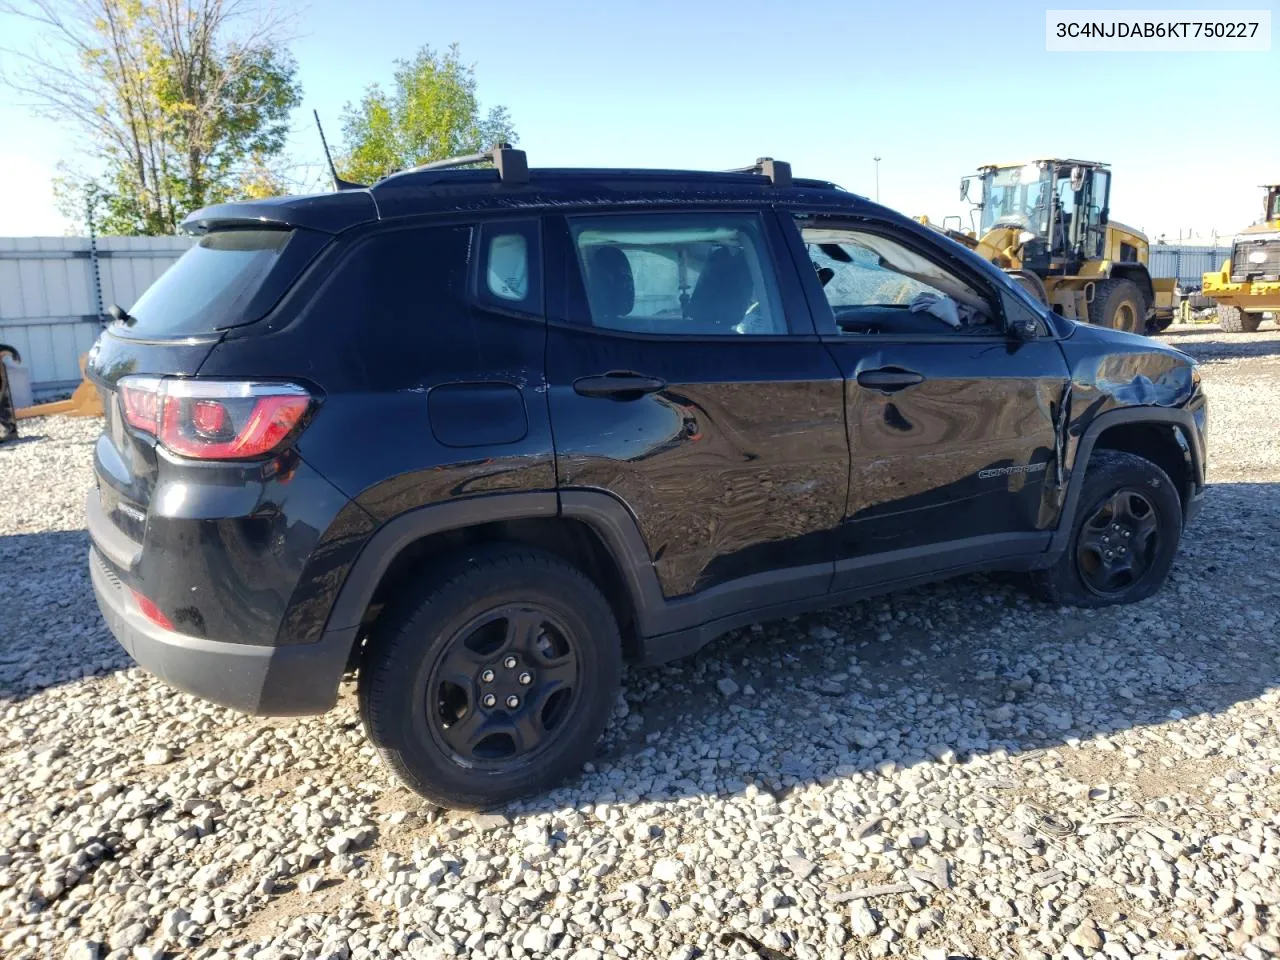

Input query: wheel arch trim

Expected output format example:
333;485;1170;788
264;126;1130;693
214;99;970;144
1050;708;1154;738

322;484;835;654
324;492;560;633
1051;406;1204;554
320;488;666;638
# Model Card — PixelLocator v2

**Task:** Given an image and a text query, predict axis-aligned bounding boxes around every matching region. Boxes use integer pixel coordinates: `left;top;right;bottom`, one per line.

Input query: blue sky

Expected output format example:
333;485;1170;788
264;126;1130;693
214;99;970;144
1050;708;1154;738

1;0;1276;239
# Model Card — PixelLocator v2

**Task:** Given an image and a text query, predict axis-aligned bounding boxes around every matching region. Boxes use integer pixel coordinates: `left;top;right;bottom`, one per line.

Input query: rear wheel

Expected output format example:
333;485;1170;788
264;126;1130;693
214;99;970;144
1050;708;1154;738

358;546;622;808
1217;304;1261;333
1089;279;1145;333
1031;451;1182;607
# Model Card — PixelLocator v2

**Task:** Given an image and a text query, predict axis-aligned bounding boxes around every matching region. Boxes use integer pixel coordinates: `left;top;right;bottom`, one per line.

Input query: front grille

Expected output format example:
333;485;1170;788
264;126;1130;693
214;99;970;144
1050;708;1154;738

1230;238;1280;283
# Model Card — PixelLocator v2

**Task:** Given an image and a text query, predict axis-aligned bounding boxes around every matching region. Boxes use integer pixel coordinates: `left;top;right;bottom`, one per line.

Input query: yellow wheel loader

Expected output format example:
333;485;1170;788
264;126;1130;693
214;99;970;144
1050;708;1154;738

921;160;1176;334
1202;184;1280;333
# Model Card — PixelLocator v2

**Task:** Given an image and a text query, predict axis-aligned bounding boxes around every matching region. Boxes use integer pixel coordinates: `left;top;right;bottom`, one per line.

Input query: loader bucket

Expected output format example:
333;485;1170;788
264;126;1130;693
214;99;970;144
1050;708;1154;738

15;355;104;420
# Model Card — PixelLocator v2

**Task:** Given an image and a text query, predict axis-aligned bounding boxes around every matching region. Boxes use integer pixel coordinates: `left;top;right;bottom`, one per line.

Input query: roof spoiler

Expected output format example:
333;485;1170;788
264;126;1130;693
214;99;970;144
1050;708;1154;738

726;157;793;187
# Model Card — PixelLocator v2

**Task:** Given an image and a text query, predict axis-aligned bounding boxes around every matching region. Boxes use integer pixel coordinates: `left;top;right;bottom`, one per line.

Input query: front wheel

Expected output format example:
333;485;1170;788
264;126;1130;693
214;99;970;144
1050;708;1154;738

1031;451;1182;607
1217;304;1261;333
358;547;622;808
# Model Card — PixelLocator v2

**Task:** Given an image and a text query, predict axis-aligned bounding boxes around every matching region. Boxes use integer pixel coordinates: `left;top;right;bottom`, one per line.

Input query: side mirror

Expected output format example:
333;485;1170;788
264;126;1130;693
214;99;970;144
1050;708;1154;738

960;177;970;201
1070;166;1085;191
1010;317;1040;341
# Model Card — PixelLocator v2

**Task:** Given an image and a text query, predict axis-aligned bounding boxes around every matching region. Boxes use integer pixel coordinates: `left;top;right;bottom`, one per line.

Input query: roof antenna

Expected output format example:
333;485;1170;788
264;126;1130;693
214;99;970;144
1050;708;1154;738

314;109;366;191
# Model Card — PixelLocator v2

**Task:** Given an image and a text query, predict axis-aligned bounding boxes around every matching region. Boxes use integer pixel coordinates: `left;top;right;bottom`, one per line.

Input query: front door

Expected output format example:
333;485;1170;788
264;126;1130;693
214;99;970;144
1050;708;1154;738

544;208;848;611
780;212;1071;589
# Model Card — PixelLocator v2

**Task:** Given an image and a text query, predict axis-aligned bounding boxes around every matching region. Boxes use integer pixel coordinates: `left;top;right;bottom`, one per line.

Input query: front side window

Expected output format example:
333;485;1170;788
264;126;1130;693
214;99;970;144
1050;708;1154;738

568;213;786;336
798;219;996;334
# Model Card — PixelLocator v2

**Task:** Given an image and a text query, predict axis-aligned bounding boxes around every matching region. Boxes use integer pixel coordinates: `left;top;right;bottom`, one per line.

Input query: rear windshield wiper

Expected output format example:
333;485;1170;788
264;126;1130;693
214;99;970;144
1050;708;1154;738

107;303;137;327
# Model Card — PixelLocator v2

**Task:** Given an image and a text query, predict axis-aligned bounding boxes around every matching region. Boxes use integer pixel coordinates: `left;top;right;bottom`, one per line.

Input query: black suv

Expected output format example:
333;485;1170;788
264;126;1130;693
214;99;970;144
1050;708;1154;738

86;150;1207;808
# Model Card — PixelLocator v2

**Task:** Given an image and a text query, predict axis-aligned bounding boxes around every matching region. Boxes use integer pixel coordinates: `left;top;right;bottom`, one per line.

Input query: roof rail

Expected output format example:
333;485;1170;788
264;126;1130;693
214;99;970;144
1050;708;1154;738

726;157;793;188
389;144;530;185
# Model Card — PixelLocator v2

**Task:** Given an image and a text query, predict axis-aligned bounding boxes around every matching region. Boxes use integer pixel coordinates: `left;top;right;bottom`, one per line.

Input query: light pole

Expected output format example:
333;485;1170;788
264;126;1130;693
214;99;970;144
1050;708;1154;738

873;156;881;202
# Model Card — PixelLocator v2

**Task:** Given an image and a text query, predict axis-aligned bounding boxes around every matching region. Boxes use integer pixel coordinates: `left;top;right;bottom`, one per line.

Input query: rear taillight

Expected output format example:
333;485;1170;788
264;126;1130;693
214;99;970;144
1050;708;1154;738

117;378;312;460
120;377;163;432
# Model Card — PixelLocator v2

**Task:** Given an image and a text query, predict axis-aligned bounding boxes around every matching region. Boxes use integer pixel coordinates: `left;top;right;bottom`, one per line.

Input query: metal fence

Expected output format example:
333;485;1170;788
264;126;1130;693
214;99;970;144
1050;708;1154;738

1148;244;1232;291
0;235;193;398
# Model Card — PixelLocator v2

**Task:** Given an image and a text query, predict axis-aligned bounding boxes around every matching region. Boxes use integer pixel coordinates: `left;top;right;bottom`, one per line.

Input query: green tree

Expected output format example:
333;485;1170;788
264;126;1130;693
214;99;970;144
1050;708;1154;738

2;0;301;235
339;43;516;185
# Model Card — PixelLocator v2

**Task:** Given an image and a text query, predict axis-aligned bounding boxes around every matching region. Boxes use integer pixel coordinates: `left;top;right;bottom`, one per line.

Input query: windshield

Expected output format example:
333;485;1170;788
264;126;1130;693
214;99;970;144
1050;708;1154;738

125;229;294;337
979;163;1050;235
1269;189;1280;222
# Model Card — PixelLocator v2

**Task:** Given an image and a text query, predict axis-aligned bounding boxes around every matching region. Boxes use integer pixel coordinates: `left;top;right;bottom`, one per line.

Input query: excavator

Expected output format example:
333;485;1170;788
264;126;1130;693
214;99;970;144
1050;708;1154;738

919;159;1176;334
1201;183;1280;333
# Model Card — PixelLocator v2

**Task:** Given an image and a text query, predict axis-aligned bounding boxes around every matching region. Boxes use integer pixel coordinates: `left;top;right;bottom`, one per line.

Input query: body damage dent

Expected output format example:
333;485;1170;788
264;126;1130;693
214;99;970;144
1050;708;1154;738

1053;381;1072;500
1056;326;1200;500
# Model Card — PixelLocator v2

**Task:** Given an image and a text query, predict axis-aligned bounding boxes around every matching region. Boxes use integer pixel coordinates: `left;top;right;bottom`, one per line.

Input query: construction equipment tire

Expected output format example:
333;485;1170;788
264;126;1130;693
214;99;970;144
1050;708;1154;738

1217;304;1261;333
1090;279;1145;333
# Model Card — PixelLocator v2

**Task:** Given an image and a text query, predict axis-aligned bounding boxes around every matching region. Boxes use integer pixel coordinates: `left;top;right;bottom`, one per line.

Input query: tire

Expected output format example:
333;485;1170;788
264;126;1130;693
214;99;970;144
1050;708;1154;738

1090;277;1152;335
1217;304;1261;333
358;546;622;808
1089;279;1145;333
1030;450;1182;608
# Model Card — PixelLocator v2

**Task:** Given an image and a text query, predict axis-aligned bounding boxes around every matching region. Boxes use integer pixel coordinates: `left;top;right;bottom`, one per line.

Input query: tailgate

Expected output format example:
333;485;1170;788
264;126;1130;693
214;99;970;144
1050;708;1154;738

87;330;219;545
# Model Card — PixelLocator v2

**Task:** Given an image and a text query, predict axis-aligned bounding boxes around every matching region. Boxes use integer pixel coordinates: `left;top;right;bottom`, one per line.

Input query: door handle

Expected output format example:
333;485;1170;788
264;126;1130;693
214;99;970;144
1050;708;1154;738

856;367;925;392
572;372;667;399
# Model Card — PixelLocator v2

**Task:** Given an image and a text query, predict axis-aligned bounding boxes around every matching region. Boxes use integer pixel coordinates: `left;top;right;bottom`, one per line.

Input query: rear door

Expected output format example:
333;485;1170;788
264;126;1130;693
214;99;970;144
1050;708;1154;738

778;211;1071;586
544;207;848;611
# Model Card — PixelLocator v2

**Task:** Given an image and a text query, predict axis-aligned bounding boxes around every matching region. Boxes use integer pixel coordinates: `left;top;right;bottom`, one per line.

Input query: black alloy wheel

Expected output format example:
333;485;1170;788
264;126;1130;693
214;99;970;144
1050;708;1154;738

358;547;622;809
1029;450;1183;608
1075;488;1161;597
425;604;580;767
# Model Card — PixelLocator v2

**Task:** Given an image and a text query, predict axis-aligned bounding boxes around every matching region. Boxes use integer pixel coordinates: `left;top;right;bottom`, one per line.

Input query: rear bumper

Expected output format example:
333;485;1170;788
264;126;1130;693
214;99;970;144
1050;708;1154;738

90;546;352;716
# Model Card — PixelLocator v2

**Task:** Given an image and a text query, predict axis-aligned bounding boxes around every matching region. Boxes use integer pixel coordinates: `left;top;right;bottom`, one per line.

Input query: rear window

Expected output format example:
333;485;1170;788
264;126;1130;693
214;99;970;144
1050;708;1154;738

125;229;294;337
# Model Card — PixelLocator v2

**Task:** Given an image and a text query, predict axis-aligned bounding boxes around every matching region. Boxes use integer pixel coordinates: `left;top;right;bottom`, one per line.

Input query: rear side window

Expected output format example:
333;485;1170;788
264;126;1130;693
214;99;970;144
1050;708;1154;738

568;212;787;336
487;234;529;300
125;229;295;337
475;220;542;314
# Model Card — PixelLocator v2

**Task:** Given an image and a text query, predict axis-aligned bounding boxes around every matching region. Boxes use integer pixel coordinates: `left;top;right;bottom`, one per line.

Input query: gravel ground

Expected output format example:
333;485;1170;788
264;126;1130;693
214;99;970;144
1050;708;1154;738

2;324;1278;960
